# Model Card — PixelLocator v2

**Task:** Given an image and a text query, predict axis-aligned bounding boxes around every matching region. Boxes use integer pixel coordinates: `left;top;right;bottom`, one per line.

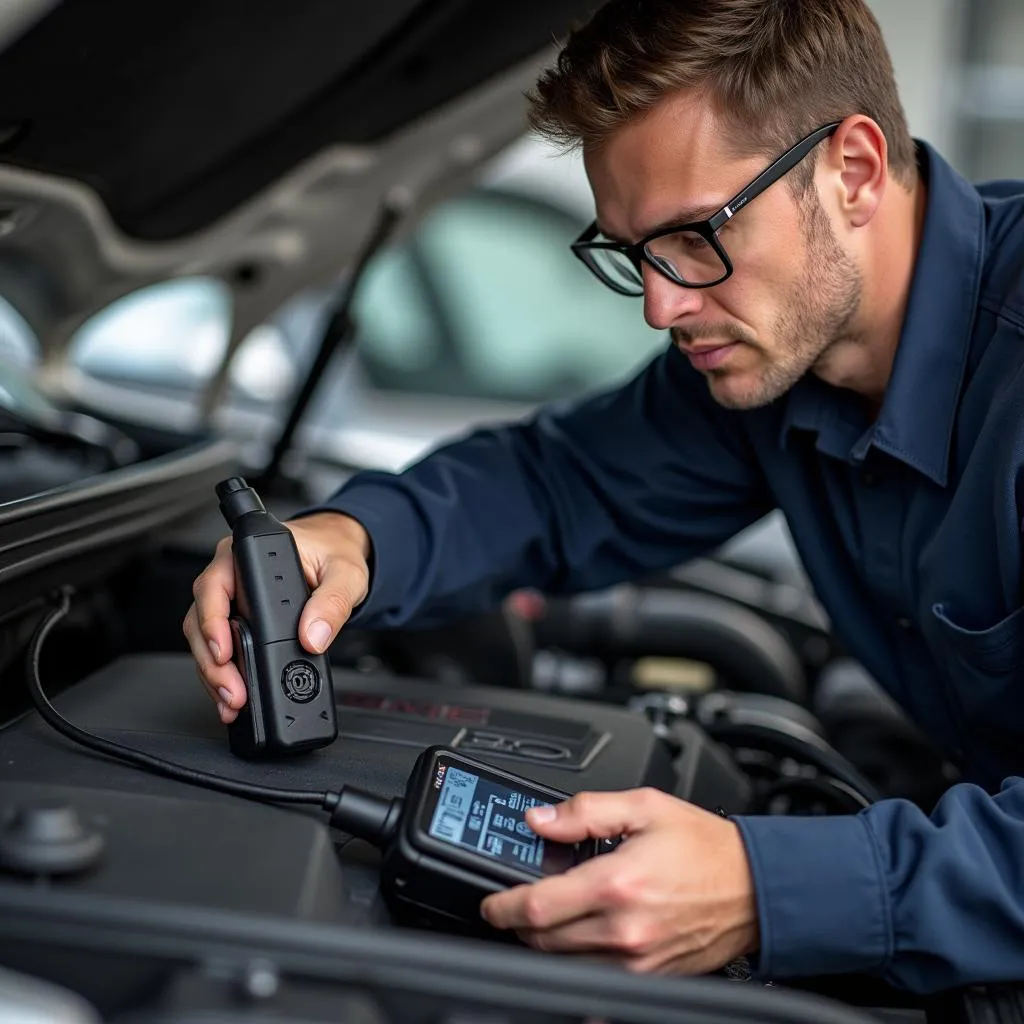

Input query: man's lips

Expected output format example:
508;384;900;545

679;341;740;371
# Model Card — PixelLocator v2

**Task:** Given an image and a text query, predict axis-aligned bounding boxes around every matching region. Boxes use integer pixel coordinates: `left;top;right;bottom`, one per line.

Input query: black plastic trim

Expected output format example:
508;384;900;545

0;885;884;1024
0;440;238;597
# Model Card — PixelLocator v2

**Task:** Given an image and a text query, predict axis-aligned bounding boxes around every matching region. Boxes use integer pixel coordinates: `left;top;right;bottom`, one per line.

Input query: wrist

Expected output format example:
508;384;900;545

721;821;761;960
337;513;372;562
292;511;372;563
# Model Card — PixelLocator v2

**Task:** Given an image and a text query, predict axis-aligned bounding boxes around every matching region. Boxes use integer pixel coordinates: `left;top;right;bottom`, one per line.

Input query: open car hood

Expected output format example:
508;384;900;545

0;0;597;389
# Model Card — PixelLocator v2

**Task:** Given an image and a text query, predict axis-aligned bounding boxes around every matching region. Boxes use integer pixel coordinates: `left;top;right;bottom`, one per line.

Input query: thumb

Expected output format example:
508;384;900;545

525;788;658;843
298;555;368;654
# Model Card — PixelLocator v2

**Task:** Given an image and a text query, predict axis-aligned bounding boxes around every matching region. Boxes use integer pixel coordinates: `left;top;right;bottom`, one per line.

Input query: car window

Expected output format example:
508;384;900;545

67;277;297;404
70;277;232;390
61;190;668;416
351;245;444;375
0;296;39;369
353;190;667;404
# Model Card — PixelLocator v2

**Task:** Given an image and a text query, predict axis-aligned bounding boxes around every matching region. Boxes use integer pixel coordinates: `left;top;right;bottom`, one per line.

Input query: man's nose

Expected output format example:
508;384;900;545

642;264;706;330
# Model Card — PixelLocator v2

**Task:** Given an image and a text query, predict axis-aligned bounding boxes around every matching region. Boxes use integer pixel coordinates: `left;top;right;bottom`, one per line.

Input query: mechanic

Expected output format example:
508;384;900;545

184;0;1024;995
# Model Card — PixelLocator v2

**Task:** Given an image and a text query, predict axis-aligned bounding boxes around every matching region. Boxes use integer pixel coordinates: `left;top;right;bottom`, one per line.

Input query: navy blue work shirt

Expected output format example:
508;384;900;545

313;142;1024;993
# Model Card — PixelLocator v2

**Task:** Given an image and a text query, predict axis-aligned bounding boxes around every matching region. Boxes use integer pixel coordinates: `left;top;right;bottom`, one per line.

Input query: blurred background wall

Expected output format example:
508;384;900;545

868;0;965;162
859;0;1023;182
3;0;1022;460
494;0;1022;202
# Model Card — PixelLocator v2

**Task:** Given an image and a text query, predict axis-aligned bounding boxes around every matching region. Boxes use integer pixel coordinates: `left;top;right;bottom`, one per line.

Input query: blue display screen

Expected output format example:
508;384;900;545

427;765;573;875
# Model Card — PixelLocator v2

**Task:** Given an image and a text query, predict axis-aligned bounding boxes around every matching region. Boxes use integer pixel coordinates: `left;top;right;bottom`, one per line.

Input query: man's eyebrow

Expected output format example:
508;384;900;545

596;202;723;244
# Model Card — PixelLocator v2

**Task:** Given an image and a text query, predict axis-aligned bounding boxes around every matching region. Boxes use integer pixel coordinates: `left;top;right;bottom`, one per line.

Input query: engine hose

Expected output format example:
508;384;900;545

701;719;882;806
537;585;807;703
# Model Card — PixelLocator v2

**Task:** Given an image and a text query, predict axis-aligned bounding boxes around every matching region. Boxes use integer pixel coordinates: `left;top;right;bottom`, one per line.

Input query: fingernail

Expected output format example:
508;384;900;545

307;619;332;652
218;687;233;707
530;804;556;824
209;641;221;663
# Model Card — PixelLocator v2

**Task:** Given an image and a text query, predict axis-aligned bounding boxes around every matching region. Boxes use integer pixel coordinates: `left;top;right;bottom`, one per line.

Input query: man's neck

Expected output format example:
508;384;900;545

815;173;928;404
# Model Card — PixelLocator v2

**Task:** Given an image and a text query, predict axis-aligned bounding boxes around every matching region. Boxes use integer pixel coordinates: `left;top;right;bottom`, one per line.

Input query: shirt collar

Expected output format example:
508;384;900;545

780;141;985;486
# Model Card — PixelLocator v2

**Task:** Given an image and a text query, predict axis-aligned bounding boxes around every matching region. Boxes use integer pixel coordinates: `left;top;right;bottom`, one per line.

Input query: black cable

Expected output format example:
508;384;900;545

26;587;340;812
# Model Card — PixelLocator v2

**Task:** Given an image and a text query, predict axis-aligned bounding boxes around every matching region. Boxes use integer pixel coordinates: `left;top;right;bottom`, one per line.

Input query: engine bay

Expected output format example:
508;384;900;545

0;645;893;1022
0;438;1004;1023
0;1;1020;1019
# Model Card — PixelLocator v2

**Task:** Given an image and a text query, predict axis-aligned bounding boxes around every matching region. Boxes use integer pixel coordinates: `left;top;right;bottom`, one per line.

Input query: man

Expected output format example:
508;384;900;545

184;0;1024;994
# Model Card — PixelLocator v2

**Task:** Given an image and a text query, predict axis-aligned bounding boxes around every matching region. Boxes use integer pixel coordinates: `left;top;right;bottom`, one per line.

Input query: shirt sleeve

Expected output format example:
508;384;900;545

304;345;775;629
733;774;1024;993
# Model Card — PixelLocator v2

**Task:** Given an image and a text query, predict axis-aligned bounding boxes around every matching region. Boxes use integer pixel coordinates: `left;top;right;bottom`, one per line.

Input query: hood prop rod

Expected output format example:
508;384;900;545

257;189;410;489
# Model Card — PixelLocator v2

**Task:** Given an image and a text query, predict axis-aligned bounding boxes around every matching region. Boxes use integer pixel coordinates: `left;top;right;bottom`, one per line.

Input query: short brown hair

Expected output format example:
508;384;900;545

528;0;916;191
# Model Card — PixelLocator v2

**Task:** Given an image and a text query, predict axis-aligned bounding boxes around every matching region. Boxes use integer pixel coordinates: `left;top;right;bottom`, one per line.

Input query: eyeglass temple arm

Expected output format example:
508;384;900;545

709;121;842;231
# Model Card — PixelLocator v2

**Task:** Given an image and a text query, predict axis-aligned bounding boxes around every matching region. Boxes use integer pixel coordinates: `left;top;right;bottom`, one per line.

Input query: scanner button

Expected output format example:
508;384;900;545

281;661;321;703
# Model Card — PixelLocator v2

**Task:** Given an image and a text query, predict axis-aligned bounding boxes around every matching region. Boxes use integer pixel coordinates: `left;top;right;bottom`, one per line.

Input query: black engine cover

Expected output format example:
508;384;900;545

0;653;750;1013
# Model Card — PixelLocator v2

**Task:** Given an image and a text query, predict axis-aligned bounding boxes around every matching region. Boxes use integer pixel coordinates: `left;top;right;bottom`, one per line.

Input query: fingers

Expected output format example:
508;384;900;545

184;537;245;718
482;856;613;932
297;552;370;655
517;918;711;975
515;914;611;955
497;875;668;966
185;514;373;719
486;864;659;961
189;537;236;666
183;604;245;721
525;787;662;843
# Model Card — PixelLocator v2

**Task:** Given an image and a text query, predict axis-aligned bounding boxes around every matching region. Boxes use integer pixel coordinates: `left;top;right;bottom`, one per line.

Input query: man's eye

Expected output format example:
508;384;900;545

683;235;710;251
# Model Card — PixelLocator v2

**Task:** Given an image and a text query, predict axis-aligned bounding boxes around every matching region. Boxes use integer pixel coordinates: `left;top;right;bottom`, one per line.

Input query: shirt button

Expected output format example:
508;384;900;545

896;616;913;631
861;471;877;487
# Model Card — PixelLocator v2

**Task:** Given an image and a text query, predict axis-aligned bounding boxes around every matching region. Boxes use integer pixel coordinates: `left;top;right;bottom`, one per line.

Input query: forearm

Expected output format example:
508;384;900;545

734;775;1024;993
308;349;774;629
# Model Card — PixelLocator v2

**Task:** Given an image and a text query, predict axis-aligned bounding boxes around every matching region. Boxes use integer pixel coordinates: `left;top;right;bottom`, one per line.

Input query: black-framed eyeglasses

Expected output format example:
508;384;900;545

571;121;841;296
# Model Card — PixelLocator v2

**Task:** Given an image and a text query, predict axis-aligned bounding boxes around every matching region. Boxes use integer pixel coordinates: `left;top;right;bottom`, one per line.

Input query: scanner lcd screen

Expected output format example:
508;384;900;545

423;761;575;876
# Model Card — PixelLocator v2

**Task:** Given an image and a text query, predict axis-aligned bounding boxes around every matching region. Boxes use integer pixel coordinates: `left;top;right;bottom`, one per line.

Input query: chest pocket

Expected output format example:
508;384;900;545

930;601;1024;773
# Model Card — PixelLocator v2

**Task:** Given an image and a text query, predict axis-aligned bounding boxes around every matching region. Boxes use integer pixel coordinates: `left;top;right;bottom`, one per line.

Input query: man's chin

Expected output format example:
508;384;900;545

704;370;785;411
704;356;806;407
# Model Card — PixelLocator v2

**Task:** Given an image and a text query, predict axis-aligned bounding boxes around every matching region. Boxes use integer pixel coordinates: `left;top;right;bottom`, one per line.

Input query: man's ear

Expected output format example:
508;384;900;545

821;115;888;229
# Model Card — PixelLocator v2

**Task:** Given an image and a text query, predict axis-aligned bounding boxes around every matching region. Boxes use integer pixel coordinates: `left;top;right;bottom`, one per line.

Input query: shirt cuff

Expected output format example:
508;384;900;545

731;813;893;979
294;483;424;628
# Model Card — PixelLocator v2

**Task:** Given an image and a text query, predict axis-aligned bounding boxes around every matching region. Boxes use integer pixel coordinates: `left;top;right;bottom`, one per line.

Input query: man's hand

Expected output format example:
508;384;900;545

182;511;371;722
480;788;758;975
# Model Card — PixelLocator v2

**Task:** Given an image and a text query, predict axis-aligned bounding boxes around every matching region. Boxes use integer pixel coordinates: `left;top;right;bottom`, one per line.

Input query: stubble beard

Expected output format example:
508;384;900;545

677;194;863;411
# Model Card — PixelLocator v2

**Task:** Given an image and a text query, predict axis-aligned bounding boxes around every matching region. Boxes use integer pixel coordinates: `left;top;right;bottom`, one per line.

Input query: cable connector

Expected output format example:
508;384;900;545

323;788;402;846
